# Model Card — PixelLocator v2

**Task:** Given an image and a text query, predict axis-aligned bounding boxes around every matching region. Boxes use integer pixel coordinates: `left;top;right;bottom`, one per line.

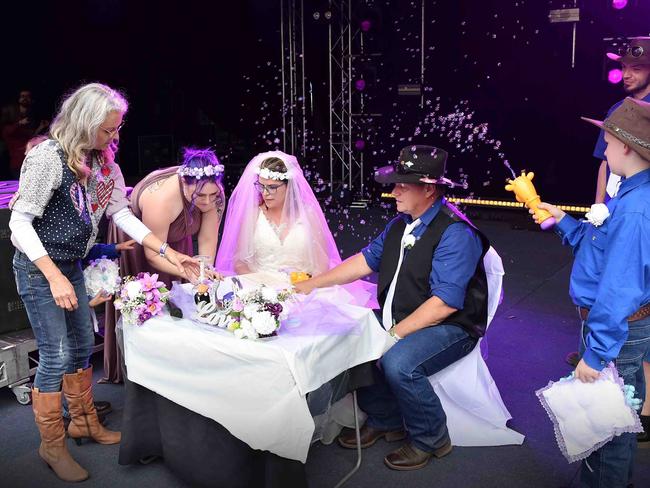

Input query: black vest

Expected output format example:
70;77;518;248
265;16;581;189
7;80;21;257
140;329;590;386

33;150;93;261
377;203;490;338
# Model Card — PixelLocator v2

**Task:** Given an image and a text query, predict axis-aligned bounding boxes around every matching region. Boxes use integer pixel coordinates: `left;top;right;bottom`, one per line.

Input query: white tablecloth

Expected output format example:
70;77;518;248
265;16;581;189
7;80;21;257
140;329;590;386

123;286;391;462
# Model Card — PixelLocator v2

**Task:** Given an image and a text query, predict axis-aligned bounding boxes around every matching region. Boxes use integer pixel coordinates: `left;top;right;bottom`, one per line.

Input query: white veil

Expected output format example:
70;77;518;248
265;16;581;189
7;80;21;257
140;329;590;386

216;151;342;276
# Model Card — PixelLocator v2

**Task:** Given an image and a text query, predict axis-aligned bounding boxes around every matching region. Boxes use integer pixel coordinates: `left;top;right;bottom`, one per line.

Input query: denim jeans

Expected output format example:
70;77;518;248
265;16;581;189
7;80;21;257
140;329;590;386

13;250;94;393
358;322;477;452
579;315;650;488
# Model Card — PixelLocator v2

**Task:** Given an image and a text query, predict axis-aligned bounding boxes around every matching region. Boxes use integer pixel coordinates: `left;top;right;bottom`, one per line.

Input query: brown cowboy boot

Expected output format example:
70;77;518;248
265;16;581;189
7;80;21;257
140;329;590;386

63;367;121;445
384;439;453;471
338;425;407;449
32;388;89;482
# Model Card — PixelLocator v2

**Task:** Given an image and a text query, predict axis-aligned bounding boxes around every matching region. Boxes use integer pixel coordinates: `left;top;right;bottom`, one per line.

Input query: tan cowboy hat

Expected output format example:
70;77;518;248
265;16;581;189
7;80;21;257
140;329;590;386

607;37;650;65
582;97;650;162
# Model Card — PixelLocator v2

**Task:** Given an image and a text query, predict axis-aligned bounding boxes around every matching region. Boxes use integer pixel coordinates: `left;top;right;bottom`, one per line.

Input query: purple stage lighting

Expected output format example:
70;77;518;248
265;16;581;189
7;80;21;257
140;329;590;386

354;139;365;151
608;68;623;84
612;0;628;9
360;20;372;32
354;79;366;91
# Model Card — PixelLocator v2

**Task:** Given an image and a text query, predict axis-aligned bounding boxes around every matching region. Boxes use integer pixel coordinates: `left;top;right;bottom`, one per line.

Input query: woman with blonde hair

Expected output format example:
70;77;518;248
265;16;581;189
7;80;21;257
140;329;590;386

9;83;197;482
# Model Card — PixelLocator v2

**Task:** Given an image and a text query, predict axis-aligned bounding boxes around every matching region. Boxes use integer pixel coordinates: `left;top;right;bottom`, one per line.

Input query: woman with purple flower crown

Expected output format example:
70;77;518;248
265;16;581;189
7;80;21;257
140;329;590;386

102;147;226;383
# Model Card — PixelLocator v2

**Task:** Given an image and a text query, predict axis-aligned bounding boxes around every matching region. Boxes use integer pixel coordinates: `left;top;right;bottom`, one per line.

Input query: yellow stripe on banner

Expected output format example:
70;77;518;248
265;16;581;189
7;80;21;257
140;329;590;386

379;193;590;214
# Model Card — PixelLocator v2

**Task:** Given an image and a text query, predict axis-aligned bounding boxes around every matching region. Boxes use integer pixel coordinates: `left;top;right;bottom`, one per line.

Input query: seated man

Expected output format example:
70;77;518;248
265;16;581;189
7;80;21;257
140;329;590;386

295;145;489;471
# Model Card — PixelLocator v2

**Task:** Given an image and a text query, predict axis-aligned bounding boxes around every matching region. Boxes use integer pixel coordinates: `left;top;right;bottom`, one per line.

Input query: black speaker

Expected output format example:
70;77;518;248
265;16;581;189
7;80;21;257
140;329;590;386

0;207;30;334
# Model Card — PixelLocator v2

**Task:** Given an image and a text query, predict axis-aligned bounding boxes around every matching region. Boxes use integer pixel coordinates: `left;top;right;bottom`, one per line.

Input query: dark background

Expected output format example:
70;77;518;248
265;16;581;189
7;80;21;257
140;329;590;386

1;0;648;203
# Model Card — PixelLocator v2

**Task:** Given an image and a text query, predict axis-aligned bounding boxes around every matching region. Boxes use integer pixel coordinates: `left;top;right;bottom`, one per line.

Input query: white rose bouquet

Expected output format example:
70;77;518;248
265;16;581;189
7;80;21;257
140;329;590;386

83;257;121;298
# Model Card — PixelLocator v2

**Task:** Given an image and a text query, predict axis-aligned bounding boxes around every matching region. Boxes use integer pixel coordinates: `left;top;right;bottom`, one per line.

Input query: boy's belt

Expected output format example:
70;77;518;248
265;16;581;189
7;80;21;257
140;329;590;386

578;303;650;322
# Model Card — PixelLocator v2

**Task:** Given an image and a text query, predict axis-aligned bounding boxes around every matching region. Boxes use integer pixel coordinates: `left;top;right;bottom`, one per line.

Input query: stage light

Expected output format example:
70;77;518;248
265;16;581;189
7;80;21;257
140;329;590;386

612;0;628;10
360;20;372;32
354;139;365;151
313;12;320;20
354;79;366;91
324;11;332;20
608;68;623;84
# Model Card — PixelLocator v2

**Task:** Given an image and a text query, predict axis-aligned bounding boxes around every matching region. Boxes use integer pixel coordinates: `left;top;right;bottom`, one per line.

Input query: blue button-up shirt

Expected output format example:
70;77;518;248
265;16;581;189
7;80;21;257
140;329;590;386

556;168;650;370
362;198;483;310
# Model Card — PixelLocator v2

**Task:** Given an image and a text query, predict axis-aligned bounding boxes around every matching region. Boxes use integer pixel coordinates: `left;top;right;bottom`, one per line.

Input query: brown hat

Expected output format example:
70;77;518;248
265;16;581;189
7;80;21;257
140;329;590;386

607;37;650;65
582;97;650;162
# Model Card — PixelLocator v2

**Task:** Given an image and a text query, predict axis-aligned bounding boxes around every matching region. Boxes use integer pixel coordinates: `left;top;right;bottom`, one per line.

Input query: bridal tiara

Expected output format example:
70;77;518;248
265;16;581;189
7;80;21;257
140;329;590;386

254;166;291;180
177;164;225;179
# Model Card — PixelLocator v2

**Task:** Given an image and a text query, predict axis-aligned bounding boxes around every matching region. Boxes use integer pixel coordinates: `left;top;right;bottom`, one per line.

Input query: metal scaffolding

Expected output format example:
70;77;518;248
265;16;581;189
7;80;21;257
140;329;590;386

279;0;307;158
328;0;366;197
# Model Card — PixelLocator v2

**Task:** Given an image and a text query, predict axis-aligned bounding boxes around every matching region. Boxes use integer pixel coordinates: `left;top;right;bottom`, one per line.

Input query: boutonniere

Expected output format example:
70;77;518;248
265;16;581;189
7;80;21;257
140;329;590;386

585;203;610;227
403;234;417;250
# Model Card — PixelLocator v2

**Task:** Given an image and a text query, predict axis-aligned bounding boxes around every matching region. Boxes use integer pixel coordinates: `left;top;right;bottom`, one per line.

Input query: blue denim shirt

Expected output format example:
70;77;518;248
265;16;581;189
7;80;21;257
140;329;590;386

362;198;483;310
556;168;650;370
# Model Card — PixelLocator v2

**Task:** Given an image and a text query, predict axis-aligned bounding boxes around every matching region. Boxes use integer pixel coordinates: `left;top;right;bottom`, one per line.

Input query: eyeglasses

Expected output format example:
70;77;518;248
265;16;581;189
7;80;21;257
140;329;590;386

618;45;644;58
100;122;125;137
254;181;286;194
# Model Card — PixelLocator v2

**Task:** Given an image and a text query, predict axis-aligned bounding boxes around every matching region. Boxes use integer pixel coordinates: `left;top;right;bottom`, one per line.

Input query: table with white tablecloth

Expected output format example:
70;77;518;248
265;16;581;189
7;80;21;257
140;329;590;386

122;284;392;463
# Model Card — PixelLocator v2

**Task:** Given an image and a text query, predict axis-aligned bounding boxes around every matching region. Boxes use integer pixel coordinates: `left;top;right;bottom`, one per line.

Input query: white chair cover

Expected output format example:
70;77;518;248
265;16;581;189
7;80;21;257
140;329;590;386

428;246;525;446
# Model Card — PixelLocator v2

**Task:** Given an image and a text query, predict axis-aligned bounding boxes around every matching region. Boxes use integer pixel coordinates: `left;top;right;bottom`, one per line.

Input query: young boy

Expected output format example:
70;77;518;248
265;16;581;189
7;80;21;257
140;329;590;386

535;97;650;486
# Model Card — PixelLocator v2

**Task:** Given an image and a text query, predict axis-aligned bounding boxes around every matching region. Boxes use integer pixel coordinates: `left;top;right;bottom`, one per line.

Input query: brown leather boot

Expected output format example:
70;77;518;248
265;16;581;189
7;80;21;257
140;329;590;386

384;439;453;471
63;367;121;445
338;425;407;449
32;388;89;482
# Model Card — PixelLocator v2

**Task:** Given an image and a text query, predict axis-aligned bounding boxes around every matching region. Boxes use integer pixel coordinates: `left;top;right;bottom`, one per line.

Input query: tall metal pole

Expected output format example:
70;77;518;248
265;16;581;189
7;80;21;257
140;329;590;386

420;0;425;108
300;0;307;158
328;1;334;192
288;0;296;154
347;0;353;189
280;0;287;150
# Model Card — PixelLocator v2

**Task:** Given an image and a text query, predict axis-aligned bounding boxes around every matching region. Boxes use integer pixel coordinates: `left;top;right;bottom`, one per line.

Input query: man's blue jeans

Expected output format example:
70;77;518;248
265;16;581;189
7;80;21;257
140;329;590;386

358;322;477;452
579;315;650;488
13;250;94;393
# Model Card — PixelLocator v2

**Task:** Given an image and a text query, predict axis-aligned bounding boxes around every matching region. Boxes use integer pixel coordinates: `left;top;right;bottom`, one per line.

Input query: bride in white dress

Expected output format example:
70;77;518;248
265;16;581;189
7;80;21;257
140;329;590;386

215;151;340;278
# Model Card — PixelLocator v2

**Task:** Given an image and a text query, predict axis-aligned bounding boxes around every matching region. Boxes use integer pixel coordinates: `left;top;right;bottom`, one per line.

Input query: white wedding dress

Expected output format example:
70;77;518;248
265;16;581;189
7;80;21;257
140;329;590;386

249;211;318;275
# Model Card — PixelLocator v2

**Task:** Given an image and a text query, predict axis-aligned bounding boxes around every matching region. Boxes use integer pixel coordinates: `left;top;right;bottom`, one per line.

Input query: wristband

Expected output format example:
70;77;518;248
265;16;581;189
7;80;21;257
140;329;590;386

159;242;169;258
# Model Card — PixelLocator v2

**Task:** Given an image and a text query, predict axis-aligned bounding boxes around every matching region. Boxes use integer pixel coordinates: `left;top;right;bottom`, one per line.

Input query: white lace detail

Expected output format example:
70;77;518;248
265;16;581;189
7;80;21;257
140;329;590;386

249;212;313;274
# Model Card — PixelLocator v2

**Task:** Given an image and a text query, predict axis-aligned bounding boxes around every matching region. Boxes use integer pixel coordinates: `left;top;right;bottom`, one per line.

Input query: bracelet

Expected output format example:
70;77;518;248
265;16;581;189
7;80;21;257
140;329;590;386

159;242;169;258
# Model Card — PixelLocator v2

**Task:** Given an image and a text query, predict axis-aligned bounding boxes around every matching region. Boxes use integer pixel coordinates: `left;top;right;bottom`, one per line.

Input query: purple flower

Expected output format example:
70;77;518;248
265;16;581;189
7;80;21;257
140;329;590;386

264;303;283;317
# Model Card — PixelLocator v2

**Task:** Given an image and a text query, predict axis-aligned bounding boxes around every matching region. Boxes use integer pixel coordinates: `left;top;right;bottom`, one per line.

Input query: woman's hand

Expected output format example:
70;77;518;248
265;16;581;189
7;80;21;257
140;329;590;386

116;239;136;252
49;273;78;311
88;291;113;307
530;202;566;225
294;279;317;295
166;249;200;280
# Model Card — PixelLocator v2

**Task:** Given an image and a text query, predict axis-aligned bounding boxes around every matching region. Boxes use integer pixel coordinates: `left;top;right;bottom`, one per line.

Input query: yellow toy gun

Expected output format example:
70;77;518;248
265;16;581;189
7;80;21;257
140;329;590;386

505;171;556;230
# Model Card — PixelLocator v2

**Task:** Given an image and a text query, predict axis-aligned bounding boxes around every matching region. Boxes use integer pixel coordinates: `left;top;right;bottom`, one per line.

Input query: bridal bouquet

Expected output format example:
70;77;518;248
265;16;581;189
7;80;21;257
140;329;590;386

115;272;170;325
83;257;121;297
195;284;293;340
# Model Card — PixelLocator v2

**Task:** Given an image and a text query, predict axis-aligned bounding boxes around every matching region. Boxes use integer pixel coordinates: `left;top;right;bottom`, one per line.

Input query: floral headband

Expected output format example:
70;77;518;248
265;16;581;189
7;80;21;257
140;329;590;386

254;166;291;181
177;164;225;179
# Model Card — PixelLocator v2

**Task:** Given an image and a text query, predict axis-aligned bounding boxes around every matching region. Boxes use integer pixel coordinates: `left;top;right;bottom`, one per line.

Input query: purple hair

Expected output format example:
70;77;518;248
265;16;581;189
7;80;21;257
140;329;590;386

179;147;224;217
